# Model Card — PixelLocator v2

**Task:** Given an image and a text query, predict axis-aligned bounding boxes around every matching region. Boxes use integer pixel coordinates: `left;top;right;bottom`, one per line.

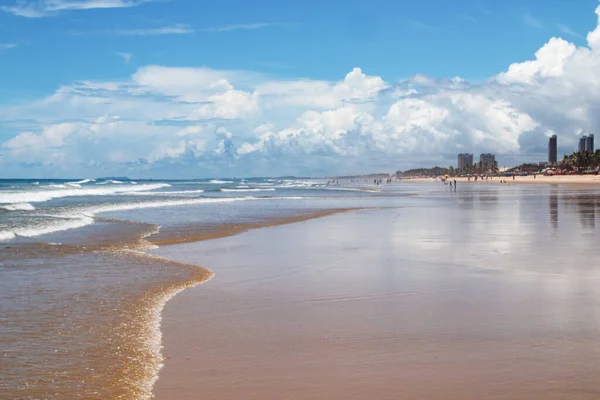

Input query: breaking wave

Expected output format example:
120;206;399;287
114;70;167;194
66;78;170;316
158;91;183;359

0;203;36;211
0;183;171;204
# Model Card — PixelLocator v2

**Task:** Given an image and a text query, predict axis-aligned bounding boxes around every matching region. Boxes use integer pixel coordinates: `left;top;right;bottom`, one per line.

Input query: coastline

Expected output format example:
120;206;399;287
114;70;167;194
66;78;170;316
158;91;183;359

402;174;600;184
141;208;364;398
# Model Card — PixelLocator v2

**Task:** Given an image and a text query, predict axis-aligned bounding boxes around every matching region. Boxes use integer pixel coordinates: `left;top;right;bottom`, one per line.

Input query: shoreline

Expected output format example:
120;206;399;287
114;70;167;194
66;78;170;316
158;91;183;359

402;174;600;185
143;207;367;399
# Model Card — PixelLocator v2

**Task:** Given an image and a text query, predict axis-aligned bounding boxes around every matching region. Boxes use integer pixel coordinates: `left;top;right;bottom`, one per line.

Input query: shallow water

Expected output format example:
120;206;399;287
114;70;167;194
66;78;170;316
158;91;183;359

0;177;399;399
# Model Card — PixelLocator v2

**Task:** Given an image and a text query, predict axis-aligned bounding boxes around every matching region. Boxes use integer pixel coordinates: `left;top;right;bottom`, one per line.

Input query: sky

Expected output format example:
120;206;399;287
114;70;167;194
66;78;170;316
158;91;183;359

1;0;600;178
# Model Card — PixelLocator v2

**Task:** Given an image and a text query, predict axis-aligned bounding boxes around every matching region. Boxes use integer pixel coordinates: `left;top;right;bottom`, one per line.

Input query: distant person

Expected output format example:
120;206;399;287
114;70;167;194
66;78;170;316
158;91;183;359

454;179;457;187
513;175;515;180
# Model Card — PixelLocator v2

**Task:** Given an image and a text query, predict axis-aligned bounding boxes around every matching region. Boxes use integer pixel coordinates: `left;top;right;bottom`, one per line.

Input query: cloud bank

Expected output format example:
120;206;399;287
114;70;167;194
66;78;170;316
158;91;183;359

2;5;600;177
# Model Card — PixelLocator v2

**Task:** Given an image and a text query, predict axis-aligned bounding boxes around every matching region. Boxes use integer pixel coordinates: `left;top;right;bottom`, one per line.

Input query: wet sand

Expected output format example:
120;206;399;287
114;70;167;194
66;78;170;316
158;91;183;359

154;188;600;399
1;206;366;399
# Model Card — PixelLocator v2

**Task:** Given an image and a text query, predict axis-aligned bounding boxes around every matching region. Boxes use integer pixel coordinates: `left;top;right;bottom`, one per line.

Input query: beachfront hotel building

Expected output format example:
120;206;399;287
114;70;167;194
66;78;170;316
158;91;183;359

579;136;587;153
548;135;557;165
479;153;496;168
457;153;473;169
586;134;594;153
578;134;595;153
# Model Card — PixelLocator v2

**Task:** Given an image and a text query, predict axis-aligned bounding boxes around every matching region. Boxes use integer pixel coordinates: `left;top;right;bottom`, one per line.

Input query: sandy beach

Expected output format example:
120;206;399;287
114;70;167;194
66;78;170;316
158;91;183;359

153;185;600;400
405;174;600;185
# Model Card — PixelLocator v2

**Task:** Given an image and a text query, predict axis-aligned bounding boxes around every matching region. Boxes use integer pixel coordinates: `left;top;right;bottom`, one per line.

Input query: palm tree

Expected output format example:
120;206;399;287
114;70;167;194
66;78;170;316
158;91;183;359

492;160;499;174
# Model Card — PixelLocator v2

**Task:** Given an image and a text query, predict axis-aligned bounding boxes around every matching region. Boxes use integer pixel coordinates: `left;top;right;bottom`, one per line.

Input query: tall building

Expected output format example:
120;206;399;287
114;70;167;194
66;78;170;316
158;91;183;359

479;153;496;169
457;153;473;170
548;135;557;165
586;134;594;153
579;136;587;153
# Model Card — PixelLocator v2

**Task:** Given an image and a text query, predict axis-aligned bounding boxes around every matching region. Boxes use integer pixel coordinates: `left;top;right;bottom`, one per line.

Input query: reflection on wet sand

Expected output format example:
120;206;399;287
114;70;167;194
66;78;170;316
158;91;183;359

564;192;600;230
154;188;600;399
550;188;559;230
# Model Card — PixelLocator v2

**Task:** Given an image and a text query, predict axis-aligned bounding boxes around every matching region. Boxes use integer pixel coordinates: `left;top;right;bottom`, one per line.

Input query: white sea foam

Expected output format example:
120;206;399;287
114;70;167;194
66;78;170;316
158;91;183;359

12;215;96;238
0;231;17;241
220;188;276;192
0;203;36;211
85;197;252;215
130;189;205;196
208;180;233;184
0;183;171;204
71;178;95;184
0;195;306;242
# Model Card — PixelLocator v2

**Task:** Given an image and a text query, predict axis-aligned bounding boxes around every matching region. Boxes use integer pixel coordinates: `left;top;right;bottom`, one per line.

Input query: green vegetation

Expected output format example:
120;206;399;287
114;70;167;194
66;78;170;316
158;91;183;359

559;150;600;170
397;160;499;177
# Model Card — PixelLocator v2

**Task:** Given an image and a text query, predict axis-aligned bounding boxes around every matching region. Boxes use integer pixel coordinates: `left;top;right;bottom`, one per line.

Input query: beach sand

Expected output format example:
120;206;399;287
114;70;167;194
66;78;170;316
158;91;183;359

406;174;600;185
153;190;600;400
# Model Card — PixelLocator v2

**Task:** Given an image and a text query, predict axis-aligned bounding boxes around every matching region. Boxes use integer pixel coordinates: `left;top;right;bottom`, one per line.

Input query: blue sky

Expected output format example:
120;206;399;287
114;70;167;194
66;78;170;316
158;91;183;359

1;0;600;178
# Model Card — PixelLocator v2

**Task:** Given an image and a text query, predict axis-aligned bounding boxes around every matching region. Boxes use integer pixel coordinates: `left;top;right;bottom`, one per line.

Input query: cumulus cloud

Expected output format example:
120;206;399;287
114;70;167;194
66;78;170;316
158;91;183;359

2;5;600;177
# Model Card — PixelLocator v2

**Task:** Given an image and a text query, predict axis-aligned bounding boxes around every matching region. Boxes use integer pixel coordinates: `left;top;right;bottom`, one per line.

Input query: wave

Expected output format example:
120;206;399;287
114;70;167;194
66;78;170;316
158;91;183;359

208;180;233;184
0;231;16;241
72;178;95;185
0;183;171;204
0;195;309;242
220;188;276;192
0;197;257;241
127;190;205;196
8;215;96;239
0;203;36;211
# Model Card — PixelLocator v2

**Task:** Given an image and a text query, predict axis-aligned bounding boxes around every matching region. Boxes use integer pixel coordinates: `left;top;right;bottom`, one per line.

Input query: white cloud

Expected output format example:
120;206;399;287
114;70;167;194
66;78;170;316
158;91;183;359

523;12;543;29
2;5;600;177
112;24;194;36
115;52;132;63
1;0;151;18
205;22;283;33
558;24;584;39
0;43;17;51
496;37;577;84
